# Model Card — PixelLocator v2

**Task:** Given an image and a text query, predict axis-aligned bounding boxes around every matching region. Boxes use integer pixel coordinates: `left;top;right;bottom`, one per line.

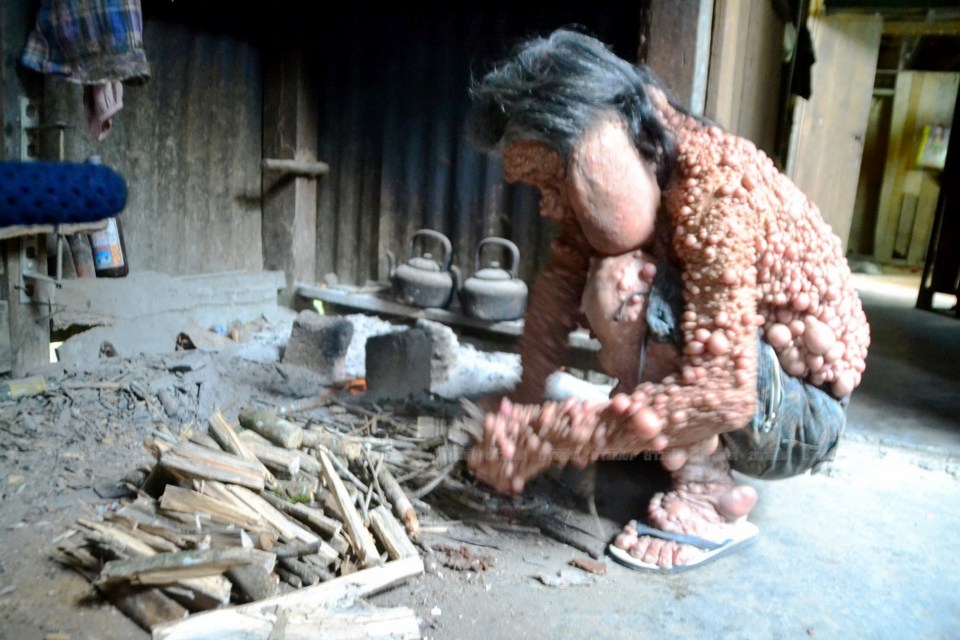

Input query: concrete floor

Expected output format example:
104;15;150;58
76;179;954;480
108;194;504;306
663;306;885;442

376;274;960;640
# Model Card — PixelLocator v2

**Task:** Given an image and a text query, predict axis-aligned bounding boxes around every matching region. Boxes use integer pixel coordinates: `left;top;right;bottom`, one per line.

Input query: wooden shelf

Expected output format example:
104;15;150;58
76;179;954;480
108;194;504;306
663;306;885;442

0;219;108;241
295;282;601;366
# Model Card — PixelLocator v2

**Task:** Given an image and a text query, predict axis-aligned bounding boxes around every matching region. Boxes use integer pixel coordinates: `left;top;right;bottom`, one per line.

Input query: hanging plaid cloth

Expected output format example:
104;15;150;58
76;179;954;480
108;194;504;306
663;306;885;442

20;0;150;85
19;0;150;140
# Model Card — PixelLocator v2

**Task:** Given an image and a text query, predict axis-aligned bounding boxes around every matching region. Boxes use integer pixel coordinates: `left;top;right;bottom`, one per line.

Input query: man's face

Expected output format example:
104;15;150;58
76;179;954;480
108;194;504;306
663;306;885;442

503;117;660;256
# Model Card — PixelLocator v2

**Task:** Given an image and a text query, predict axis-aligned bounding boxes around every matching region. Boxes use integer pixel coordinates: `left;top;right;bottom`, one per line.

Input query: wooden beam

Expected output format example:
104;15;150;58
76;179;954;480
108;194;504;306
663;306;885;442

262;46;320;294
2;237;50;377
262;158;329;177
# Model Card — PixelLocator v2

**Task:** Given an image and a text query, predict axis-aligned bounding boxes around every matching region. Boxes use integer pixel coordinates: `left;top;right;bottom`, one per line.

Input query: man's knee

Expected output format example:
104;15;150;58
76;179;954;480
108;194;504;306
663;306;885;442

723;361;848;480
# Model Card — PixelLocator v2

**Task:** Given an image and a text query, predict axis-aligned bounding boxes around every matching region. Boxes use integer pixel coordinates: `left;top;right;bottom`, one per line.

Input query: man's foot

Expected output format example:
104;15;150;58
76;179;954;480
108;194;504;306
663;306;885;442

612;447;759;570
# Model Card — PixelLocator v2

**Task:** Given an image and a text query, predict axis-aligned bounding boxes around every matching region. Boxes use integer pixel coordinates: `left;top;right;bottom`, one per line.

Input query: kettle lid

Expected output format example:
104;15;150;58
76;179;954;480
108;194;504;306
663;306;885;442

473;261;512;280
407;254;442;271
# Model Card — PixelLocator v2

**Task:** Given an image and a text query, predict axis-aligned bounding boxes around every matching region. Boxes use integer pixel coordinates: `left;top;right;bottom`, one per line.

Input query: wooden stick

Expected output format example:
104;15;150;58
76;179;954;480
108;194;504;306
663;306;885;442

96;547;272;586
78;520;231;607
208;411;277;488
275;566;302;589
368;505;419;561
238;406;303;449
160;485;265;530
300;429;364;461
225;564;279;603
160;442;266;491
257;491;342;540
378;466;420;539
322;448;370;495
54;545;189;632
224;486;338;565
237;429;301;478
277;393;333;415
278;557;320;586
318;448;380;567
410;464;455;500
152;557;424;640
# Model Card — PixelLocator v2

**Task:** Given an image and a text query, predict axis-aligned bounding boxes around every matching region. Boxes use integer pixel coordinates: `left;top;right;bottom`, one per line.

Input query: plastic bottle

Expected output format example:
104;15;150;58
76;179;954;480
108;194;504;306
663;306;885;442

89;216;129;277
85;155;129;277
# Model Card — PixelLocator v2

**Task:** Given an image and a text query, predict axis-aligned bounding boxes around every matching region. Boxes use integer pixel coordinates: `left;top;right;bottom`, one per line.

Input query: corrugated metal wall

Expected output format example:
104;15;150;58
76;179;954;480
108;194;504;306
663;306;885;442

308;7;642;286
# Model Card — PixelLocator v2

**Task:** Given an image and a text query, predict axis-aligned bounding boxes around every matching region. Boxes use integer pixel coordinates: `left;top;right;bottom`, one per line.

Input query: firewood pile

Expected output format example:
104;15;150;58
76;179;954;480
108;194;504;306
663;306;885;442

52;397;476;639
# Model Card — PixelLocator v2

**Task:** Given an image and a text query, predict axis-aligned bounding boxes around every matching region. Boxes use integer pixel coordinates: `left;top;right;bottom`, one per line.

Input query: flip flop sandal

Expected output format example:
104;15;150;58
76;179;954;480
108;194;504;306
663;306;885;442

607;520;760;573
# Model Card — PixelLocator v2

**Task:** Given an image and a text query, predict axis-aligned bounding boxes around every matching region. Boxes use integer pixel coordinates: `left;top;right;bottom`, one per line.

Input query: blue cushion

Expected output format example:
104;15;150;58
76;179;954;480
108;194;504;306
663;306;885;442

0;161;127;226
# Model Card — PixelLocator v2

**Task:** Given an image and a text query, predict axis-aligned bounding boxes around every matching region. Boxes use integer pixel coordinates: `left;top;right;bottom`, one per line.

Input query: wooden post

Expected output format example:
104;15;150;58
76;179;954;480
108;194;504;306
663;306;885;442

262;45;320;299
643;0;714;115
2;238;50;376
787;13;883;251
704;0;785;155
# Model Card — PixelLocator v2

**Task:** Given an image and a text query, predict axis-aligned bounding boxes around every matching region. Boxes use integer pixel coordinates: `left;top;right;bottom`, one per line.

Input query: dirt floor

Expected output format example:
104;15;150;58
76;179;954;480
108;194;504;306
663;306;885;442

1;277;959;640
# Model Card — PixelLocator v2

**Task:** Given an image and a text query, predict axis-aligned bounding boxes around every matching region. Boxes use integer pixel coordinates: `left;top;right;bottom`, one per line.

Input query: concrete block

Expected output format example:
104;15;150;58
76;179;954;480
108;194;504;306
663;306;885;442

281;310;354;381
364;328;431;400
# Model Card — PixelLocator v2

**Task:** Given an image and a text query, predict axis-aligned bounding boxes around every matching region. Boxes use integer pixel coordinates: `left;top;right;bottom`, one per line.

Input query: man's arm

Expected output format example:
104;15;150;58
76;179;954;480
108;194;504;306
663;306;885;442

513;219;593;403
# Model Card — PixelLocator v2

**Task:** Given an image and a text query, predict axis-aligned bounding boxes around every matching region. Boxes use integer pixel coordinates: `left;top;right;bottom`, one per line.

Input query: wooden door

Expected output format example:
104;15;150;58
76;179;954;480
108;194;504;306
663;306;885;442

786;14;883;252
874;71;959;265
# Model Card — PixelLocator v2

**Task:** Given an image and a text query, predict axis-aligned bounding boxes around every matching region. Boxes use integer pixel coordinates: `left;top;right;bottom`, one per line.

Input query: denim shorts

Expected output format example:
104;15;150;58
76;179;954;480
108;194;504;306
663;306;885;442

720;336;847;480
646;262;847;480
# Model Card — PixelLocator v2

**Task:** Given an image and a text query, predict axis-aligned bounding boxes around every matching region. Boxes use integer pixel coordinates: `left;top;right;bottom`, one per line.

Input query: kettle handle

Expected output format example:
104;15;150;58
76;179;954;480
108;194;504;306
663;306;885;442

475;237;520;278
409;229;454;270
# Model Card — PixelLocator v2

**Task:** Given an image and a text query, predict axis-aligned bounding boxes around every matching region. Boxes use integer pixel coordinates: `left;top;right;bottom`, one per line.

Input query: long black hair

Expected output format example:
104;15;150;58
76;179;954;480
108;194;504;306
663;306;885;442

466;28;691;188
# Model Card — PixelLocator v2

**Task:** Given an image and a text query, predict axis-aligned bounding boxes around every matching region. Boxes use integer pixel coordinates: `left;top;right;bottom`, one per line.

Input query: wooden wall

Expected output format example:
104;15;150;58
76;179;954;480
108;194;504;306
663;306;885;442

706;0;785;159
873;71;959;265
787;14;883;251
40;18;265;277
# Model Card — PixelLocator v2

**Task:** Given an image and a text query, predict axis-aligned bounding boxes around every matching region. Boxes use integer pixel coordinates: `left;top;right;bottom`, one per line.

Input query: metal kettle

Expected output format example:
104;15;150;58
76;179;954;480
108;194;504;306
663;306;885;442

459;237;527;321
385;229;458;308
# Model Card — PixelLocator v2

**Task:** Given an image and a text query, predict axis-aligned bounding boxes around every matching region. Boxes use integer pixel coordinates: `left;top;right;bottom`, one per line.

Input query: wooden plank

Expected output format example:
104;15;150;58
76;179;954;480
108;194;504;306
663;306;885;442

368;505;419;560
318;448;381;567
207;411;277;488
299;283;525;336
151;557;425;640
96;548;271;586
159;485;265;530
238;429;301;477
160;442;267;491
0;220;107;241
787;13;883;252
261;158;329;177
907;171;941;265
705;0;748;131
732;0;782;153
